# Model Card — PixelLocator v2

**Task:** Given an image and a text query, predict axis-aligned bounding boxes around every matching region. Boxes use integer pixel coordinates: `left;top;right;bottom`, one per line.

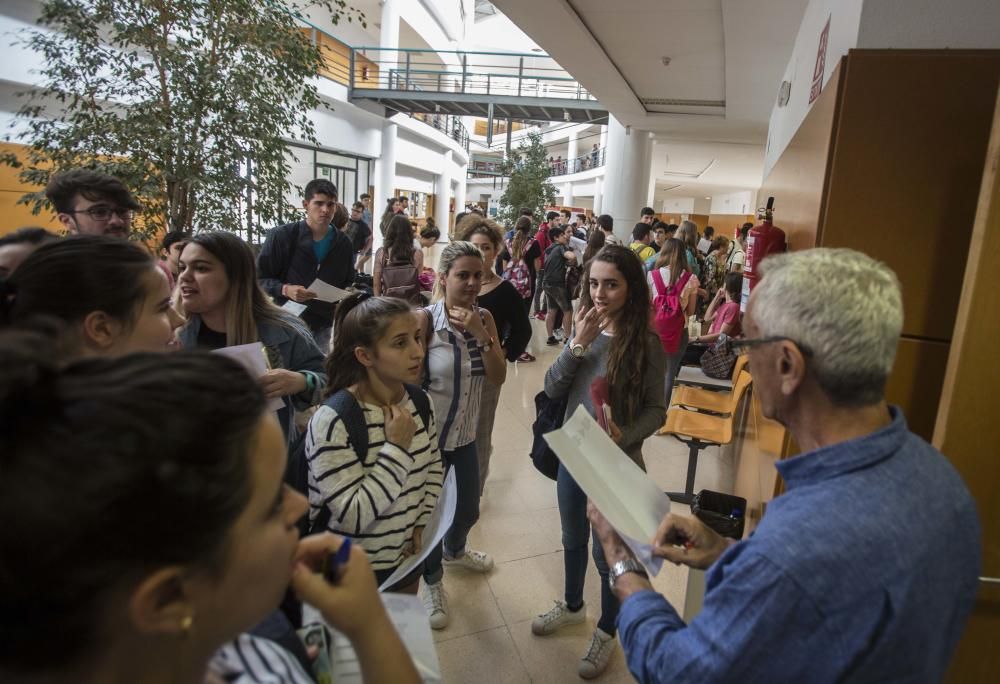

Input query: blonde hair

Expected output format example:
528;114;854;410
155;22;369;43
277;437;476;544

432;241;483;302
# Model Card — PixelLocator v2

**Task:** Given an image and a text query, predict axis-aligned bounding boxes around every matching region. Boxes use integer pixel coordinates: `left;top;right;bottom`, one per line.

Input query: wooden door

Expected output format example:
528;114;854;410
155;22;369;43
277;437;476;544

935;88;1000;683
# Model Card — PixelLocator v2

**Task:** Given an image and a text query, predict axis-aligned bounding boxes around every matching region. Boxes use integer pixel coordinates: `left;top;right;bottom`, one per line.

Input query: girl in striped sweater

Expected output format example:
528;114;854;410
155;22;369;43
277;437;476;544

306;294;444;594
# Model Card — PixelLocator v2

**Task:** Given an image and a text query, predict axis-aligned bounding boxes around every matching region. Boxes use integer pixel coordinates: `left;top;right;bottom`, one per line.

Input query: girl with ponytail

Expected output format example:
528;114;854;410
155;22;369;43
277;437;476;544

306;294;443;594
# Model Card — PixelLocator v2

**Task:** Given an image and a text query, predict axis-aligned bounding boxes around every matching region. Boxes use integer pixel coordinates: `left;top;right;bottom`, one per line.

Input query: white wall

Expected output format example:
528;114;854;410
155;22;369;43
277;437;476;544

709;190;756;215
763;0;864;178
662;197;695;214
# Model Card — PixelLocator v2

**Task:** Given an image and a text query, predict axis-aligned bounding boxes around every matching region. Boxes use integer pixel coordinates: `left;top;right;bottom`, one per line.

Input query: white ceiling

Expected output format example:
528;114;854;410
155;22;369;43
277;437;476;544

492;0;809;197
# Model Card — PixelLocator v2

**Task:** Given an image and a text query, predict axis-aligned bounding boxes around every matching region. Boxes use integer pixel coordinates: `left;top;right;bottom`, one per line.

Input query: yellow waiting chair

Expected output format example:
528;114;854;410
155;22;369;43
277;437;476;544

658;370;753;504
671;355;749;414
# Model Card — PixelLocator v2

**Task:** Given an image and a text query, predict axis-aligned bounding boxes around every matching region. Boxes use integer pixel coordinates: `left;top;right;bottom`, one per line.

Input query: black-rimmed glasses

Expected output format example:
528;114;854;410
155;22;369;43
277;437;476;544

68;206;134;222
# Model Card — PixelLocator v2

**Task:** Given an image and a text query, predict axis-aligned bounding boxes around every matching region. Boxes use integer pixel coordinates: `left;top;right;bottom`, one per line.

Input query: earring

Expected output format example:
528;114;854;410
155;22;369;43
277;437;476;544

181;615;193;633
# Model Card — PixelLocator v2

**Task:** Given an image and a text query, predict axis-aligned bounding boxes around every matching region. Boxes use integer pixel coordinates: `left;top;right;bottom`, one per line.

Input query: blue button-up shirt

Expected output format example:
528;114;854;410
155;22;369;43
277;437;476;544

617;407;980;683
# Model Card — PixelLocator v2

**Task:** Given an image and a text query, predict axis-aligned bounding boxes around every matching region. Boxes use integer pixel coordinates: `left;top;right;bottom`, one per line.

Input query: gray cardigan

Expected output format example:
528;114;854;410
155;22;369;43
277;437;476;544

178;315;327;439
544;330;666;466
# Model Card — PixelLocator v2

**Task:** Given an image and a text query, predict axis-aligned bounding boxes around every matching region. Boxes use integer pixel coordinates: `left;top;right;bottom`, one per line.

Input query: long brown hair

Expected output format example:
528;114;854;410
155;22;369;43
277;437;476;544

323;294;415;398
578;245;651;423
383;215;416;264
582;230;605;264
511;216;532;260
179;231;294;345
653;237;689;285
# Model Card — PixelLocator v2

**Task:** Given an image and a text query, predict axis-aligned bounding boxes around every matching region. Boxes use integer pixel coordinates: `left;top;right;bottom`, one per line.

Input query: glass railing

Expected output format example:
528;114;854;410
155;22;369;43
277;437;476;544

468;147;606;179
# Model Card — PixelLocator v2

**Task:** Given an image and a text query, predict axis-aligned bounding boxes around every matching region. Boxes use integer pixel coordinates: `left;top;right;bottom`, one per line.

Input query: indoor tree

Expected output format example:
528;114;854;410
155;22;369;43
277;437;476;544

2;0;363;238
496;131;556;228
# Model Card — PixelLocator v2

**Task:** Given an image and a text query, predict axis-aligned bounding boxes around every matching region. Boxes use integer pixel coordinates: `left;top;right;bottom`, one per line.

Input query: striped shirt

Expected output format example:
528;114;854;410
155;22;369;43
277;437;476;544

422;301;487;451
305;394;444;570
208;633;313;683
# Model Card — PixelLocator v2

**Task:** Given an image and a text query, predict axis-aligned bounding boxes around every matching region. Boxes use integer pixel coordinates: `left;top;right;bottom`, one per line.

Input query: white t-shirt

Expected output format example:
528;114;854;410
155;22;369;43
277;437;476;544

727;244;745;271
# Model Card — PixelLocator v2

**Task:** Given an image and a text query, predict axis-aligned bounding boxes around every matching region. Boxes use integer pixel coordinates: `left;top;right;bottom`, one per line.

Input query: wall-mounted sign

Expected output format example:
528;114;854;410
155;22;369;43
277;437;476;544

809;15;831;105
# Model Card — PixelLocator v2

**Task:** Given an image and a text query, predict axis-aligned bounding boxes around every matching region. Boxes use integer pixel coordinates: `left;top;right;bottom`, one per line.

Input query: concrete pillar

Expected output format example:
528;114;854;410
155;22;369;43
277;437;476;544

563;181;574;207
599;125;608;151
380;0;400;50
435;150;453;236
601;116;652;242
567;128;579;171
593;176;603;215
454;171;467;218
374;120;398;251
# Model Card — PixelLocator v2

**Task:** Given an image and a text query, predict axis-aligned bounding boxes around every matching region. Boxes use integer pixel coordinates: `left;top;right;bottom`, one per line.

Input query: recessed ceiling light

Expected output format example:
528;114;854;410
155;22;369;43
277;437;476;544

704;197;711;200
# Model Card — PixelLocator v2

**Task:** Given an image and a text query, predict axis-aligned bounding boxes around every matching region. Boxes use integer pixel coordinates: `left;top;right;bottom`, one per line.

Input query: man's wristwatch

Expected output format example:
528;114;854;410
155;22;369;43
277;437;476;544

608;558;648;591
570;342;588;358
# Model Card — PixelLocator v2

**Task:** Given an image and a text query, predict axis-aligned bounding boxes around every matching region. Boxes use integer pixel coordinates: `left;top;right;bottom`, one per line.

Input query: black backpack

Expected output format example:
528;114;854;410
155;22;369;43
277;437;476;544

285;384;433;538
530;391;568;481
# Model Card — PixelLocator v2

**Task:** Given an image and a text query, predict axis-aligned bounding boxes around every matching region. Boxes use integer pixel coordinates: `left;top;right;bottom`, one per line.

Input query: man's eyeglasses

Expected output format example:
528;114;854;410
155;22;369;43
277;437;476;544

68;206;134;222
731;336;813;357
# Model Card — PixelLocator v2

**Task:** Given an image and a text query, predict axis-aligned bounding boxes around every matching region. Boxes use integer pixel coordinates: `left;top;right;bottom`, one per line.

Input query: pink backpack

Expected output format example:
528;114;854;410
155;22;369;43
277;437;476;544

502;238;533;299
650;269;692;354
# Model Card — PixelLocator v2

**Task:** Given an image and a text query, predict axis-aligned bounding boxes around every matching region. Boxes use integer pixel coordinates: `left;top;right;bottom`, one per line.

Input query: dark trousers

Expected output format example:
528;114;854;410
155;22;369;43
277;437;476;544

423;441;481;584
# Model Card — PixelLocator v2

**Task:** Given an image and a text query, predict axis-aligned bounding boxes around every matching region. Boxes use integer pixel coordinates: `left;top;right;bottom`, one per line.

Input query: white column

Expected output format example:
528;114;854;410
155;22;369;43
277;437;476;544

374;120;397;251
380;0;400;50
567;128;579;171
454;170;467;217
601;116;652;241
593;176;603;215
563;181;574;207
599;125;608;151
435;150;453;236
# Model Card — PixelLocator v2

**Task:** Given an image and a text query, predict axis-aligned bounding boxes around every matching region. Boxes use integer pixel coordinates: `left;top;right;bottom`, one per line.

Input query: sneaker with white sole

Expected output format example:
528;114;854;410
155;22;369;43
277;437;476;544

578;628;615;679
442;548;494;573
422;580;449;630
531;600;586;636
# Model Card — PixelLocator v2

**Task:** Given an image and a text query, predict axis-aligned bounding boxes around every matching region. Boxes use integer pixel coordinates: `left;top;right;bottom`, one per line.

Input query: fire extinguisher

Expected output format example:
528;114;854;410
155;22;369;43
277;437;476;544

741;196;786;311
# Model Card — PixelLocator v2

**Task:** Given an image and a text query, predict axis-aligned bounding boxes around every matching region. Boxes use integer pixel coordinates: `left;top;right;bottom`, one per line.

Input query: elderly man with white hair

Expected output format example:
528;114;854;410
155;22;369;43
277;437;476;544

588;248;981;683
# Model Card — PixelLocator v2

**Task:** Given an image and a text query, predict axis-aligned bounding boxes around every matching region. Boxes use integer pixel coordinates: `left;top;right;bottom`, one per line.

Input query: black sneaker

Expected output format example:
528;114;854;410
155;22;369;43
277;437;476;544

546;336;559;346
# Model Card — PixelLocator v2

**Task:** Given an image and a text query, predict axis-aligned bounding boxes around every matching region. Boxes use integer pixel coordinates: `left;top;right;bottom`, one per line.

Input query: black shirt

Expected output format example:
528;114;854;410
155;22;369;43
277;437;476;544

344;219;371;253
477;279;532;361
196;324;227;350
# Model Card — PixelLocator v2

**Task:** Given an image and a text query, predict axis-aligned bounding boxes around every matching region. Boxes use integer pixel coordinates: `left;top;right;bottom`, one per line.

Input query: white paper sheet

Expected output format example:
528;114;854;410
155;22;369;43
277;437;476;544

281;300;308;316
307;278;352;303
212;342;285;413
378;469;457;591
544;405;671;575
302;593;442;683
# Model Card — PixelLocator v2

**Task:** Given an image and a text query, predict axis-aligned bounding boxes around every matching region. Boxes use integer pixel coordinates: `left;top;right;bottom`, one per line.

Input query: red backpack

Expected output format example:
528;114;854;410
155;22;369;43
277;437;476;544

650;269;692;353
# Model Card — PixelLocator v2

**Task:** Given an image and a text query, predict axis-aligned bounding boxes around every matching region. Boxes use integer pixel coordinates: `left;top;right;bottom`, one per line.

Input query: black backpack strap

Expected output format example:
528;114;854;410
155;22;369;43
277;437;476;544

404;383;433;437
308;389;369;535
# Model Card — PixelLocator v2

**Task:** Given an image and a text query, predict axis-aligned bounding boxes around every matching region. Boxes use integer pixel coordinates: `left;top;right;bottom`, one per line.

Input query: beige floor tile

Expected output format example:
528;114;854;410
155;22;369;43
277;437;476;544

487;550;603;626
428;566;505;644
509;618;637;684
465;506;563;564
435;625;531;684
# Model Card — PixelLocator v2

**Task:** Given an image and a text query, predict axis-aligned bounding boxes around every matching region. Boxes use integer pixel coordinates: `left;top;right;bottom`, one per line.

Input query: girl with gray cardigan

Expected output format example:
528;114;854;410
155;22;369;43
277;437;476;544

532;245;666;679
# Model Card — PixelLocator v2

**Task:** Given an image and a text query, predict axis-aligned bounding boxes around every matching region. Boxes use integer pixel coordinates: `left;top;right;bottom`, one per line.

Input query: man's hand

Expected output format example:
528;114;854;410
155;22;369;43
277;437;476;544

283;284;318;303
587;501;653;600
651;513;730;570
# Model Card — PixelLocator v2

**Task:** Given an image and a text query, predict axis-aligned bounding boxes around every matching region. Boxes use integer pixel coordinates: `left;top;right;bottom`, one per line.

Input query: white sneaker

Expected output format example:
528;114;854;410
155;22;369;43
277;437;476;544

531;600;586;636
578;628;615;679
442;548;494;573
554;328;566;341
422;580;449;630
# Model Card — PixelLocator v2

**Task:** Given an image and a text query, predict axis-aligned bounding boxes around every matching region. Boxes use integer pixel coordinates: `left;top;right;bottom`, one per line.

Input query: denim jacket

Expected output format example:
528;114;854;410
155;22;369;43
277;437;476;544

178;316;327;440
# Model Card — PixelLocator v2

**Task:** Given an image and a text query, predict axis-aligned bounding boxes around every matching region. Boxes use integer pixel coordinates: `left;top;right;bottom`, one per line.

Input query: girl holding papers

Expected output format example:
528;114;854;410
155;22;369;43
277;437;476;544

176;231;326;443
535;245;666;679
305;294;444;594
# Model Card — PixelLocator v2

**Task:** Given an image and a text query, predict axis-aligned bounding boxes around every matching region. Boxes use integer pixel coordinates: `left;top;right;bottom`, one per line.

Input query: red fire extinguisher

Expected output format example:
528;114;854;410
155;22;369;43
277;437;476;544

741;196;786;311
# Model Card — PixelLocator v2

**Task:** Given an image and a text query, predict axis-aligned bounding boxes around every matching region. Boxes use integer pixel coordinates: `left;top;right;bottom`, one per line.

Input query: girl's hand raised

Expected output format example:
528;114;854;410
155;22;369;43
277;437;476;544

571;306;610;349
448;306;489;344
383;403;416;450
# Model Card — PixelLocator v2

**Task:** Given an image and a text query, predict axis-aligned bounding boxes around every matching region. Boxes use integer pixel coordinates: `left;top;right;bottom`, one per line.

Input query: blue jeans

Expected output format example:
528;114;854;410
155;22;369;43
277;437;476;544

664;329;688;409
424;441;481;584
557;463;617;636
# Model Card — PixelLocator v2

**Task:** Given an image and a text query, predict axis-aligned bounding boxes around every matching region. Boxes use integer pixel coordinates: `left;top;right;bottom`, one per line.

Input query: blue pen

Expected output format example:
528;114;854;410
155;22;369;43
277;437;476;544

323;538;352;584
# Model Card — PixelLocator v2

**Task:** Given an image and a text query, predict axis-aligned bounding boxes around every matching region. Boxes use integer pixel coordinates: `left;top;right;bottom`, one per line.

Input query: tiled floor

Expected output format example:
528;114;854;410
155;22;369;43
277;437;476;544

430;319;736;683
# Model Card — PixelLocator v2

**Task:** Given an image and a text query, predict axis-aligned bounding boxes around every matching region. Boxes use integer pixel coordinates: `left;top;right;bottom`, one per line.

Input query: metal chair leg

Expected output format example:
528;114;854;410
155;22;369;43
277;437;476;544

667;440;705;505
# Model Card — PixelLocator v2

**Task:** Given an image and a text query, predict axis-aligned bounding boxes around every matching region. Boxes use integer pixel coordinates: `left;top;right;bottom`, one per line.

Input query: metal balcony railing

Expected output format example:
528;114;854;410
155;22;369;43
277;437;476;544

408;112;470;152
468;146;607;179
349;46;599;103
